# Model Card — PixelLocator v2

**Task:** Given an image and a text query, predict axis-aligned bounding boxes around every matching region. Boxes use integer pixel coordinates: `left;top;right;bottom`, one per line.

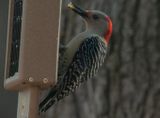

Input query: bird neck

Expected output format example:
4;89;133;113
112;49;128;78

86;29;102;36
85;28;110;45
85;17;112;45
85;21;105;37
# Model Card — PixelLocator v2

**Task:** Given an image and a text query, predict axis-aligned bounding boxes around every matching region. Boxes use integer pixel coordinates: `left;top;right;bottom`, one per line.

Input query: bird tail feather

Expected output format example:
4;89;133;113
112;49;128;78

39;86;58;112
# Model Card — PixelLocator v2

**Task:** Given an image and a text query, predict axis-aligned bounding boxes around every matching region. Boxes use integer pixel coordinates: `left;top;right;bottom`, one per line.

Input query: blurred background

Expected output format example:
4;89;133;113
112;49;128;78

1;0;160;118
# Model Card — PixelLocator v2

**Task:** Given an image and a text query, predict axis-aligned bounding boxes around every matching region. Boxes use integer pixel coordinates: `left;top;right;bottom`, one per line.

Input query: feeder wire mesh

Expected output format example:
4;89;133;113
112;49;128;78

9;0;23;77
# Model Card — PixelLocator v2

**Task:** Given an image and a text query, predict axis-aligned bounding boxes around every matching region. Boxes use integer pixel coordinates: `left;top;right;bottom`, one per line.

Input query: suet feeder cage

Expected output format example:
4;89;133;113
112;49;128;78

3;0;62;117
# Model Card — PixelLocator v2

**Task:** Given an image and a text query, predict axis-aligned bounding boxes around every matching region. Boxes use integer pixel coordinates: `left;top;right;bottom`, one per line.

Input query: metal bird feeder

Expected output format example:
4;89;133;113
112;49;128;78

3;0;62;117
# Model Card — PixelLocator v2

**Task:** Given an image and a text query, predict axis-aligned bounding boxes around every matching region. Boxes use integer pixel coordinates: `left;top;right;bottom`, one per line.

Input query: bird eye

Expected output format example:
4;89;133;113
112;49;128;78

92;15;99;20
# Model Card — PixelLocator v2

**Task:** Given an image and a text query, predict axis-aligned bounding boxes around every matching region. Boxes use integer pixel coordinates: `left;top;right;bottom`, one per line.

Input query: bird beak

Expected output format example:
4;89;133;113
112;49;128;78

68;2;88;18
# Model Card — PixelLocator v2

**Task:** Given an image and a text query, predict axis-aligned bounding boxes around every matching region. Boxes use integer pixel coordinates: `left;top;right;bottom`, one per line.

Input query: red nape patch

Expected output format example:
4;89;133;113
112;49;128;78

105;16;112;44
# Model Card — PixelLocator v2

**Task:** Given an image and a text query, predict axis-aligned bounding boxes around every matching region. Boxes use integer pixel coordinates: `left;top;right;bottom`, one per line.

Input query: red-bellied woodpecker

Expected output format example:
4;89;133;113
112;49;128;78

39;2;112;112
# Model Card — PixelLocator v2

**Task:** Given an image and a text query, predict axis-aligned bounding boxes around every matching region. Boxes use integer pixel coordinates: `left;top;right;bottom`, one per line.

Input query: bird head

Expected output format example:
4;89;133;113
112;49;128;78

68;2;112;44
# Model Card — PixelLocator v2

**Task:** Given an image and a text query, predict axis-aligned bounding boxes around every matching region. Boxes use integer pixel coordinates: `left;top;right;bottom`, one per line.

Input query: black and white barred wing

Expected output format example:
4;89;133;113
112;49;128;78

39;35;107;112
